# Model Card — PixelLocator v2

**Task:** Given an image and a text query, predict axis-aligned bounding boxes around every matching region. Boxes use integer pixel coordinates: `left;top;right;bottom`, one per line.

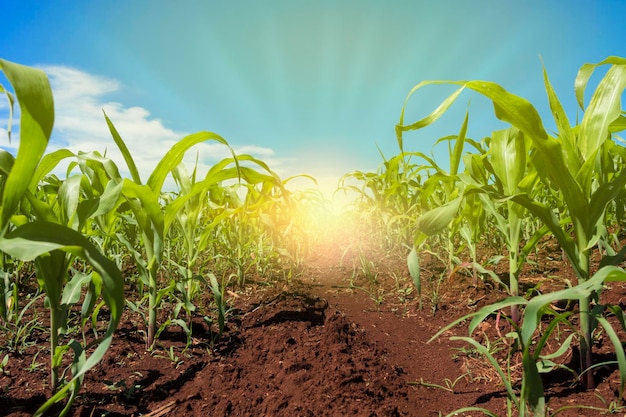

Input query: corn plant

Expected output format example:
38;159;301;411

397;56;626;390
399;113;470;301
338;151;425;252
462;127;542;323
164;154;291;336
0;59;124;416
431;266;626;416
104;114;247;348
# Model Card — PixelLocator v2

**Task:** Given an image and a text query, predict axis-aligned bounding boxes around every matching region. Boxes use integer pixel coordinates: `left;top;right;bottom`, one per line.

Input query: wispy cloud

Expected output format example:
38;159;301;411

41;66;251;184
2;65;291;189
0;65;344;198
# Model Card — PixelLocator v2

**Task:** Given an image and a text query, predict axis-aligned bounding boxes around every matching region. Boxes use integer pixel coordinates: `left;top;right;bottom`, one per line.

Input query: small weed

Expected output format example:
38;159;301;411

408;372;470;393
0;354;9;375
154;345;183;368
102;378;143;401
25;349;45;373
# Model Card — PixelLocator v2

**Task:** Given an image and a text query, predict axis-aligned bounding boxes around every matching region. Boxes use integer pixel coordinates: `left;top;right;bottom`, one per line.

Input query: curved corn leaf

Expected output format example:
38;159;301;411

147;131;233;194
407;247;420;296
595;315;626;397
450;336;519;410
575;56;626;110
543;62;579;172
428;296;527;343
0;83;15;142
30;149;75;192
0;150;14;176
0;221;124;416
58;175;82;228
396;83;465;152
121;179;164;262
103;111;142;185
0;59;54;229
521;266;626;345
578;64;626;161
415;196;461;237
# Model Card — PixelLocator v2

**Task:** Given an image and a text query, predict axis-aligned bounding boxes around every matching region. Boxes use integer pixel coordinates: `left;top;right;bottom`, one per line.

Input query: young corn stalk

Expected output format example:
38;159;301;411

399;112;469;302
397;57;626;393
338;151;425;252
0;58;124;417
105;116;243;349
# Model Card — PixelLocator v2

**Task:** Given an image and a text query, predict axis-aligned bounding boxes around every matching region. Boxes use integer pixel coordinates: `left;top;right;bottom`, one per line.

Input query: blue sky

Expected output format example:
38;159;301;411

2;0;626;196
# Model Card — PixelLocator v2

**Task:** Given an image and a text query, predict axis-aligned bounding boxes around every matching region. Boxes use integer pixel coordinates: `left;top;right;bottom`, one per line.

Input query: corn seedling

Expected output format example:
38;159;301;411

408;371;470;393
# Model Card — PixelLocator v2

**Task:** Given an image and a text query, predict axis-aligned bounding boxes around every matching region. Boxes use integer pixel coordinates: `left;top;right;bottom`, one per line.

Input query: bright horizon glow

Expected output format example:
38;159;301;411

2;1;626;204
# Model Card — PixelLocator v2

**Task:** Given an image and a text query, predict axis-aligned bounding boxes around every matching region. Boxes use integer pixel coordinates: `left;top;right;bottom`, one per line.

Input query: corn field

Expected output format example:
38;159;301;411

2;56;626;416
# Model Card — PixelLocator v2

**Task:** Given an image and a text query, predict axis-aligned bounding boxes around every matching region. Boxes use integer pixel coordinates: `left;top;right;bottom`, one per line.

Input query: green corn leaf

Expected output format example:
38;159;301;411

61;340;86;416
466;296;528;335
449;111;469;176
489;127;527;195
0;59;54;229
509;193;582;278
450;336;519;409
396;83;466;151
164;166;242;232
147;131;233;194
416;196;461;237
575;56;626;110
34;250;70;309
578;64;626;161
542;62;579;172
0;221;124;317
461;79;549;144
428;296;527;343
595;316;626;397
209;273;225;333
103;112;142;185
87;178;124;218
0;150;14;176
24;189;58;223
521;347;545;415
521;266;626;345
586;168;626;245
58;175;82;228
61;271;92;306
122;179;164;243
0;84;15;142
609;114;626;133
30;149;75;192
540;333;576;362
443;408;499;417
407;247;420;296
0;221;124;417
82;276;102;322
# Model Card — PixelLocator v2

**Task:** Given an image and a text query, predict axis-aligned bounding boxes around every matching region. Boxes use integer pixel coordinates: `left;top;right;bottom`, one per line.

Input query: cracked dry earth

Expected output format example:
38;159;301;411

2;234;626;416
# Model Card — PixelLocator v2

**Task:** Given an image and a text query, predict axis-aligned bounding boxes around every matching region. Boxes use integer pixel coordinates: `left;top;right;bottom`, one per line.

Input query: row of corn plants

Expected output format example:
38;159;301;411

0;59;313;415
394;57;626;415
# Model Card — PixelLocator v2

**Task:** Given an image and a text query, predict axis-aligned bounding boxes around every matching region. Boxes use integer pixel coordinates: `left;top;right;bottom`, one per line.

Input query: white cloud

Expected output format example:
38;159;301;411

0;65;345;201
37;65;283;189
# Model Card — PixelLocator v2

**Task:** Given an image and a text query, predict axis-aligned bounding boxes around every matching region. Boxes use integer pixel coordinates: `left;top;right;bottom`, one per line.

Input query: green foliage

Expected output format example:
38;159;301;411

3;49;626;417
399;56;626;414
0;59;124;416
0;57;318;412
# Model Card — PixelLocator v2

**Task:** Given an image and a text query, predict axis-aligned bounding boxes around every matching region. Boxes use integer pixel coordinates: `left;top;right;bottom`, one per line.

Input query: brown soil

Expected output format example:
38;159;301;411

2;232;626;416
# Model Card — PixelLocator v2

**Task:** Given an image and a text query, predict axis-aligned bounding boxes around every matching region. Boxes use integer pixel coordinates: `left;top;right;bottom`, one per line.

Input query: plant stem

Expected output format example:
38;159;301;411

578;295;595;389
147;266;157;350
50;307;59;392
